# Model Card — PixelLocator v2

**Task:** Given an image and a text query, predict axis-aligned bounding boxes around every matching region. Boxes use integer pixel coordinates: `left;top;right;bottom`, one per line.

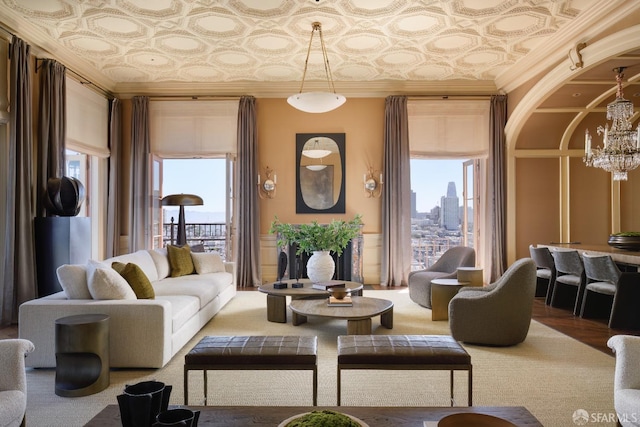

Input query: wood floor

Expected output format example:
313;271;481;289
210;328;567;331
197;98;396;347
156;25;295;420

1;292;637;356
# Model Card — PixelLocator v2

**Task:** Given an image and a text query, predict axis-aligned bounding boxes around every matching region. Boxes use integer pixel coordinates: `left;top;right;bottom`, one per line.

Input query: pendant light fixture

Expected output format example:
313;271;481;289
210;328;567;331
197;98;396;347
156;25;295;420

583;67;640;181
287;22;346;114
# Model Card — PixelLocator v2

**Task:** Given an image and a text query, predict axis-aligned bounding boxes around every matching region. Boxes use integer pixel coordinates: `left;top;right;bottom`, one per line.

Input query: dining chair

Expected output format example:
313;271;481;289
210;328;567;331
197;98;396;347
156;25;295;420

609;273;640;329
550;249;586;315
529;245;556;304
580;253;621;320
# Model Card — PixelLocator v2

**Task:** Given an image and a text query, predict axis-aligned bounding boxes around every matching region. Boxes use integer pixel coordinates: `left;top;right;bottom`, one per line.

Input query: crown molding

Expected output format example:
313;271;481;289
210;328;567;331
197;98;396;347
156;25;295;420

114;79;498;99
495;0;640;93
0;5;117;91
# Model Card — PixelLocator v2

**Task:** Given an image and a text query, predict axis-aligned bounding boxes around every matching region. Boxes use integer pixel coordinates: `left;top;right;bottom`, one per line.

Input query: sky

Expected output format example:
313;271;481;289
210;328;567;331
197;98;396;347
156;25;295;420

162;159;227;212
162;158;467;215
410;159;467;212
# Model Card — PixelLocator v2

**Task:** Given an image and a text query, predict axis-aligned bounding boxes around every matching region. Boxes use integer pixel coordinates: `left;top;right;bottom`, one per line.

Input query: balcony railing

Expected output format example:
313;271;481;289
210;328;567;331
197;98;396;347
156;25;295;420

162;222;227;259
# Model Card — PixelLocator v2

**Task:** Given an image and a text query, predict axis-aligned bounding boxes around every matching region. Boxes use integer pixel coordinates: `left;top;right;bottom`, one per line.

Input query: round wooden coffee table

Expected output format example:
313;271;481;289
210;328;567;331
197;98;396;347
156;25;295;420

258;280;363;323
289;296;393;335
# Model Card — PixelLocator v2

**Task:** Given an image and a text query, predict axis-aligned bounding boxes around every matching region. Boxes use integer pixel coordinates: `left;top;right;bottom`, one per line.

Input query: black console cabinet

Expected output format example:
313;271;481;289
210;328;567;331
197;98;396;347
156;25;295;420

34;217;91;297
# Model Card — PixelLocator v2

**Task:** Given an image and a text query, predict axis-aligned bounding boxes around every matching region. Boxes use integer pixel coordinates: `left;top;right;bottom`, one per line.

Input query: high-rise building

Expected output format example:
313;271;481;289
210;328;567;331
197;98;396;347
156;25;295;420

440;182;459;230
411;190;417;218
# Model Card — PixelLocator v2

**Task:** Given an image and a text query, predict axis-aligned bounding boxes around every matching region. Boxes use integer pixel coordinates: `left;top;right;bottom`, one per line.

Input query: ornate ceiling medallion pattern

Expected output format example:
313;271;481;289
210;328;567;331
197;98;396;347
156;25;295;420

0;0;599;87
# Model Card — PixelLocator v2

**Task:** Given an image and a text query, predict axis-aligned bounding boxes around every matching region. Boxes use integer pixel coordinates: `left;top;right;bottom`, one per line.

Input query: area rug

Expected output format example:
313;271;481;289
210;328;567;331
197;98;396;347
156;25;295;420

24;289;617;426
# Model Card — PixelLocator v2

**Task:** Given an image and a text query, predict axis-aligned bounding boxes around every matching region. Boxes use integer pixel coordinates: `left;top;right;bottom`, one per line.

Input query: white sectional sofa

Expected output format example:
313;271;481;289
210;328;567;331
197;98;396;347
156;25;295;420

19;248;236;368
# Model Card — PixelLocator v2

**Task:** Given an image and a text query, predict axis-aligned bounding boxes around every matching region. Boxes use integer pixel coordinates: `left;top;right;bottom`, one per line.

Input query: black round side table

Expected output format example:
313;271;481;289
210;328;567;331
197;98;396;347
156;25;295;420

55;313;110;397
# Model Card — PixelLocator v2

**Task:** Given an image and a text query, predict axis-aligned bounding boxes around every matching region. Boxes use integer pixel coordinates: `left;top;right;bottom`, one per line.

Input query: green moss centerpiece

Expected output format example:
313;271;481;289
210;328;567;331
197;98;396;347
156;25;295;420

270;215;362;282
282;410;364;427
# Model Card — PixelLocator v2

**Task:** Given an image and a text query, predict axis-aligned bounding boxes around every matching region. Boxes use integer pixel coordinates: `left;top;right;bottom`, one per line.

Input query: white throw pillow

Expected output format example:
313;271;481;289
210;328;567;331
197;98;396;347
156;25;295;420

149;248;170;280
56;264;91;299
86;259;137;300
191;252;225;274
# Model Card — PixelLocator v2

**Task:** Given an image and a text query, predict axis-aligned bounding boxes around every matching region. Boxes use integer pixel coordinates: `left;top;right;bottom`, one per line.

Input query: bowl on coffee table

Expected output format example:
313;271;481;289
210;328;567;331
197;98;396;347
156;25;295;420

329;287;351;300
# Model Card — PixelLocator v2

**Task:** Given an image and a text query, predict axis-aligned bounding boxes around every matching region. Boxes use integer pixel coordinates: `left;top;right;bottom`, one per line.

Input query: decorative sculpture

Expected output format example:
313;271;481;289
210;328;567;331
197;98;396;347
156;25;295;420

43;176;85;216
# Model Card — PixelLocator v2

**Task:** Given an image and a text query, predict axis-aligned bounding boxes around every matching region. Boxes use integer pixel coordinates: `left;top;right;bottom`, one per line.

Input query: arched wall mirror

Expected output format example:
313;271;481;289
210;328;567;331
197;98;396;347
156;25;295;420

296;133;345;213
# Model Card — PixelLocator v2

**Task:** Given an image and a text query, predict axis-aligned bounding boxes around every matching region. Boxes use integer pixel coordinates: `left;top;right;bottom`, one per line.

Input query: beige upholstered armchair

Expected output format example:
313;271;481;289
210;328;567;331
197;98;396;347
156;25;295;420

448;258;536;346
607;335;640;427
0;339;35;427
408;246;475;308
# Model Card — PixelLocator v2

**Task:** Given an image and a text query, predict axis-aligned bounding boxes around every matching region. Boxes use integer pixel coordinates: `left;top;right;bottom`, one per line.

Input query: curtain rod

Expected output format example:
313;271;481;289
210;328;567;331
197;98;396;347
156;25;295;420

0;22;113;99
34;57;114;99
408;95;494;100
149;95;242;101
0;23;15;39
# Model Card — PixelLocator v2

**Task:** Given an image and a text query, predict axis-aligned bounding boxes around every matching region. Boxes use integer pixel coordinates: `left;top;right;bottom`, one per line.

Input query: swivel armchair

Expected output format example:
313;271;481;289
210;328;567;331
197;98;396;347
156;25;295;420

408;246;475;308
607;335;640;427
448;258;536;346
0;339;35;427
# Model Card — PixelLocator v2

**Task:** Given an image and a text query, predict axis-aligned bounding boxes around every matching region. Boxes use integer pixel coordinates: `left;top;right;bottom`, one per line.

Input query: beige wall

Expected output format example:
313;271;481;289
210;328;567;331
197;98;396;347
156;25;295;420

256;98;384;233
256;98;385;283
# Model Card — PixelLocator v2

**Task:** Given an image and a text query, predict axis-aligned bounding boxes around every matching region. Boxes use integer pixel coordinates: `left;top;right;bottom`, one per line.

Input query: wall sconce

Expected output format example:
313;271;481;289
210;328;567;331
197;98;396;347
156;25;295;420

258;166;277;199
364;167;383;198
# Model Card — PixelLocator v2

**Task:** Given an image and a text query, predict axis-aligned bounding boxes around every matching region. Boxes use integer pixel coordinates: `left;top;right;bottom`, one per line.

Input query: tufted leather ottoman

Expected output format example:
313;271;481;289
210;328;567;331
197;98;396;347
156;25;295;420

184;336;317;405
337;335;471;406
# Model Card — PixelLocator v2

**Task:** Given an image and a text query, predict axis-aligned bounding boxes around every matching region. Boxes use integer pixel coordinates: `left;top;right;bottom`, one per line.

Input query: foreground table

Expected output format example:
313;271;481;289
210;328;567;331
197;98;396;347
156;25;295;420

86;405;543;426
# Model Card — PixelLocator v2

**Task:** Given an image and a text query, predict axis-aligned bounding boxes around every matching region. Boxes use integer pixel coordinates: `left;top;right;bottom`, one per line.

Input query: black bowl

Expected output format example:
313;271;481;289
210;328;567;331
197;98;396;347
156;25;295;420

607;235;640;251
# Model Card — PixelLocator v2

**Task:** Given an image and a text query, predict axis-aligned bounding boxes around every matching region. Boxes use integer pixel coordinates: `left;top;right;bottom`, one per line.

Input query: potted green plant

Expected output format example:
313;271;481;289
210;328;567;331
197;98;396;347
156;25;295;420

270;215;363;282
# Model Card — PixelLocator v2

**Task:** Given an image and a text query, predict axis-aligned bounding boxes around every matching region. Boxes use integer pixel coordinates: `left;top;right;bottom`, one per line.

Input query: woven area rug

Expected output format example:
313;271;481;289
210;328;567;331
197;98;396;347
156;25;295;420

25;289;617;426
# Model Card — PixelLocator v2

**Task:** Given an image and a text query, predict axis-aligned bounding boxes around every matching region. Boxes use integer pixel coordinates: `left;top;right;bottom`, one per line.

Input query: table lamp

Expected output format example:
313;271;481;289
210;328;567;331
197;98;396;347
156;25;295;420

161;194;203;246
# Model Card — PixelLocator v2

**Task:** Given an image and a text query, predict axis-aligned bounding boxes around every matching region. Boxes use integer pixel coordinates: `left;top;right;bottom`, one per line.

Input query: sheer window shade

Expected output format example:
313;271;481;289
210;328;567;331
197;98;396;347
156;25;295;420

408;100;490;159
66;78;109;158
149;100;239;157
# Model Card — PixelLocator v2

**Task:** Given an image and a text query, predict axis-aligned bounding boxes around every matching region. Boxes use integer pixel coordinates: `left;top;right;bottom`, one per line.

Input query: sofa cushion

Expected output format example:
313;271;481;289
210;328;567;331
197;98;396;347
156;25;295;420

56;264;91;299
112;262;155;299
156;295;200;333
105;250;159;282
153;272;233;308
149;248;170;280
86;260;137;300
191;252;225;274
167;245;195;277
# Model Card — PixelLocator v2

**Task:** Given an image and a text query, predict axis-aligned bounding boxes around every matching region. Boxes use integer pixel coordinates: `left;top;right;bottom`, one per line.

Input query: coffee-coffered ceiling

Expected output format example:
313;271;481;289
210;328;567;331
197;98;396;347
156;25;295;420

0;0;615;96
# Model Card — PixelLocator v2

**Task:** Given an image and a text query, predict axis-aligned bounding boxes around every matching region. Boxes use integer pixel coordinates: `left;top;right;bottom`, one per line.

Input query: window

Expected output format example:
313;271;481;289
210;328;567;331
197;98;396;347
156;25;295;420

410;159;477;269
65;77;109;259
155;158;232;259
148;99;239;258
408;99;489;270
65;150;89;217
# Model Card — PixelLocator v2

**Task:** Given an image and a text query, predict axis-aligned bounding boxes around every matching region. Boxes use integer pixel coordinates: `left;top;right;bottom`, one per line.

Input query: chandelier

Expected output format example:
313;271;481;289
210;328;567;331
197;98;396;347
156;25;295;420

287;22;346;114
584;67;640;181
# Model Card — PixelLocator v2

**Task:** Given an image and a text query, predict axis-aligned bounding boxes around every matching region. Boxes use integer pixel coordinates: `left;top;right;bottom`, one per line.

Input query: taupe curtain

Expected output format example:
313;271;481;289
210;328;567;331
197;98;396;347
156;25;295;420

489;94;507;280
129;96;150;252
234;96;261;287
36;59;66;217
1;37;36;325
106;98;121;257
381;96;412;286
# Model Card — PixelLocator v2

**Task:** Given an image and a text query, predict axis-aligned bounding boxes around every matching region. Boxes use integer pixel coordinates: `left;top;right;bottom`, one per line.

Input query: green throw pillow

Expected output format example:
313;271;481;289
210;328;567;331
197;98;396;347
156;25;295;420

112;262;155;299
167;244;195;277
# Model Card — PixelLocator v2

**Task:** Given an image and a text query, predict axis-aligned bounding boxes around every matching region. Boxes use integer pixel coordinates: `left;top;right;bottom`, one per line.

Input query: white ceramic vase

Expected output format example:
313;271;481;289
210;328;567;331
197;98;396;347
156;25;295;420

306;251;335;283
